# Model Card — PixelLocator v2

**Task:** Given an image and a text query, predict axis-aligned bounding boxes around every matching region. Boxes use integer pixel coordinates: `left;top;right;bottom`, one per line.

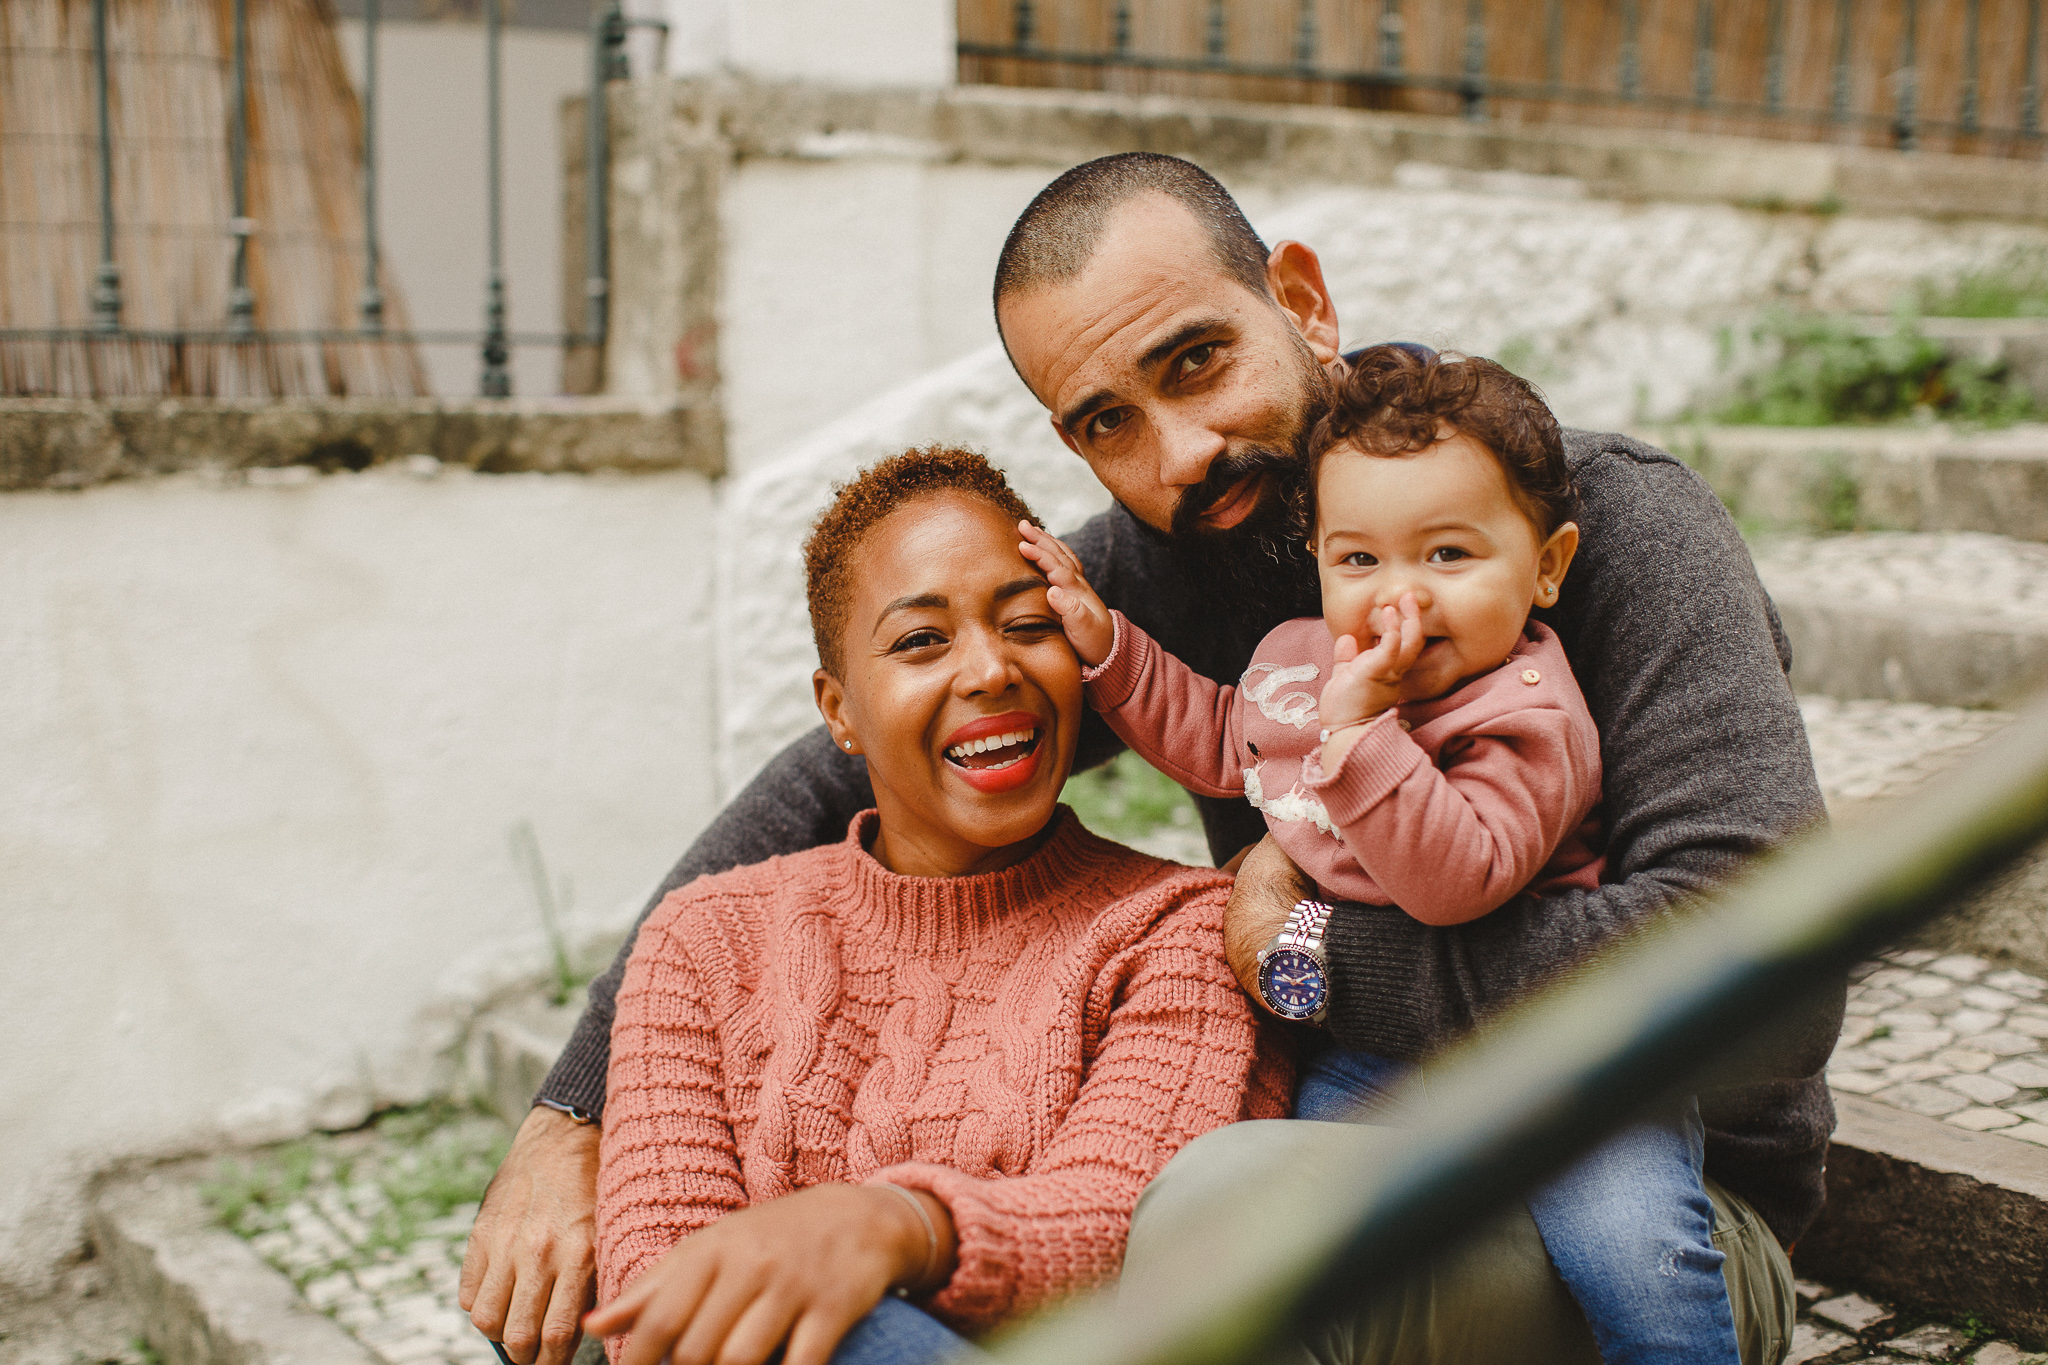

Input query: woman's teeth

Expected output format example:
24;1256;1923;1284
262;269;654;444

946;728;1037;767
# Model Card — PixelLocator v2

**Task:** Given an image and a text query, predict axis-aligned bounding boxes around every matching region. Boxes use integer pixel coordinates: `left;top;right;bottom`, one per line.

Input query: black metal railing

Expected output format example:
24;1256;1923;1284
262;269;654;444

979;694;2048;1364
4;0;665;400
959;0;2046;155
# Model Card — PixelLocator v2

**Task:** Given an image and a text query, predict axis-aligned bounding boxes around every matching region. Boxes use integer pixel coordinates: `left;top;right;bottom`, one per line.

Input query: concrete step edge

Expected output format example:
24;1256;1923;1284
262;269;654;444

92;1170;382;1365
1799;1093;2048;1347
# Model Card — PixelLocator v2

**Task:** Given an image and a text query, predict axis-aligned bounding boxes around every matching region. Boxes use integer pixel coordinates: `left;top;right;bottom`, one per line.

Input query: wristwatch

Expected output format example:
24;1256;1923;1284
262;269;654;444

1257;898;1334;1024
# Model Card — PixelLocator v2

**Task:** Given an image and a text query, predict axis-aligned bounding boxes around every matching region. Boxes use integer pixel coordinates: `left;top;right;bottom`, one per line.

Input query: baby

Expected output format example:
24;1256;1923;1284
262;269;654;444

1022;344;1741;1365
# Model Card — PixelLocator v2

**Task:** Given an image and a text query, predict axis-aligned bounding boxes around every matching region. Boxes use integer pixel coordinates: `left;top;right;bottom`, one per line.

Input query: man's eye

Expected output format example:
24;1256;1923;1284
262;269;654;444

1087;408;1129;439
1176;344;1216;378
1342;552;1377;568
1428;547;1470;563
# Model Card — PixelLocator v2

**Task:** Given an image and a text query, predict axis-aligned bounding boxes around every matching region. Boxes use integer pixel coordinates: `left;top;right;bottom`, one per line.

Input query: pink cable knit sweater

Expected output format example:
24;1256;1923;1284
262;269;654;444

597;809;1292;1337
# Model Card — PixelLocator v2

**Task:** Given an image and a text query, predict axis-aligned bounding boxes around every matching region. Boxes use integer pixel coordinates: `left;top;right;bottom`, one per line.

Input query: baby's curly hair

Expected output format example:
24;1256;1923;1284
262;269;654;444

803;445;1042;677
1304;344;1576;536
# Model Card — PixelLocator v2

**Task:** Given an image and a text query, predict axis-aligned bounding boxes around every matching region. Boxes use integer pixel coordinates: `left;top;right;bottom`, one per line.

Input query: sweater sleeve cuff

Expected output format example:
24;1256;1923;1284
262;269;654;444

1081;610;1151;711
1303;711;1428;828
534;991;616;1120
866;1163;1018;1329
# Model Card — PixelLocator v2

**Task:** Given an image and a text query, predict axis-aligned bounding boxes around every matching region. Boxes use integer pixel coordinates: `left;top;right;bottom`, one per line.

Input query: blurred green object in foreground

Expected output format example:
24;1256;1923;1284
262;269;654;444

1063;750;1201;846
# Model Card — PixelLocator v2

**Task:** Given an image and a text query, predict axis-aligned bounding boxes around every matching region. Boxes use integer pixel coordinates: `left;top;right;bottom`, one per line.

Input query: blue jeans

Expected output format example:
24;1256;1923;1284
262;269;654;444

1297;1048;1741;1365
828;1296;985;1365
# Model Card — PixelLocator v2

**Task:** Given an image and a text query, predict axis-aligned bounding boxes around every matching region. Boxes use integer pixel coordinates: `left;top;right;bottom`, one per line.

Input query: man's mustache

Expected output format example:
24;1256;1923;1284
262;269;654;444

1170;444;1304;541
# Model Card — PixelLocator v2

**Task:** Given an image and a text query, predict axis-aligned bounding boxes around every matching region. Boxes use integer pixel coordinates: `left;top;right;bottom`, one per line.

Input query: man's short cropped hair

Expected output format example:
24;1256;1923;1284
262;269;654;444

992;153;1272;316
1305;344;1577;536
803;445;1042;678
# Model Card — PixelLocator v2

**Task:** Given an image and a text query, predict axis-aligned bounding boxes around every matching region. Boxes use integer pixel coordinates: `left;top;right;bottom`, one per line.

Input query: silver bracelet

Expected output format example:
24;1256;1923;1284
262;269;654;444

876;1182;938;1297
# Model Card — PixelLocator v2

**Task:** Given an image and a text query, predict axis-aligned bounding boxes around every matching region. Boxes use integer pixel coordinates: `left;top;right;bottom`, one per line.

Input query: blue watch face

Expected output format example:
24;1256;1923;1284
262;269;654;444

1260;947;1327;1020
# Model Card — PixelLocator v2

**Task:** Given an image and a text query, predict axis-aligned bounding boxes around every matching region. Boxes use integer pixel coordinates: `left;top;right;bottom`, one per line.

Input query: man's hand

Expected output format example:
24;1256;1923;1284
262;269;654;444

1224;836;1315;1003
585;1184;955;1365
461;1106;602;1365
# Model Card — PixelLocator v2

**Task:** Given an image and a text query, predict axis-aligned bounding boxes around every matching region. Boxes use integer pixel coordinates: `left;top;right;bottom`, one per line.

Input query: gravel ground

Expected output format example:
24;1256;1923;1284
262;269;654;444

1752;533;2048;628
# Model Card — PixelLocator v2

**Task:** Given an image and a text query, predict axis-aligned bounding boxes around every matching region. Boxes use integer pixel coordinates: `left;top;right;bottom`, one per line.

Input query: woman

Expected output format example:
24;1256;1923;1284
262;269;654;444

585;447;1291;1365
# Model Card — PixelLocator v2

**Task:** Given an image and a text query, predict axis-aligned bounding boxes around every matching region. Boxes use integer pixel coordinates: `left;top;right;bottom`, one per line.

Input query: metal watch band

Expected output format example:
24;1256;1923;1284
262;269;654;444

1279;898;1333;952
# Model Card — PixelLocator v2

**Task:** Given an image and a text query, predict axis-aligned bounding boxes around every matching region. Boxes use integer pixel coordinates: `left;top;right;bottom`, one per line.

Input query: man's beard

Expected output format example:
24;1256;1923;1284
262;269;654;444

1166;437;1322;628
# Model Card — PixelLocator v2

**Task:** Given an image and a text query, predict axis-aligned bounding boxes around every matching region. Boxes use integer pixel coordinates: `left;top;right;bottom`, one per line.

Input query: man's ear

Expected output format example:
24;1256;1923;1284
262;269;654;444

1267;240;1342;365
814;668;859;755
1535;522;1580;608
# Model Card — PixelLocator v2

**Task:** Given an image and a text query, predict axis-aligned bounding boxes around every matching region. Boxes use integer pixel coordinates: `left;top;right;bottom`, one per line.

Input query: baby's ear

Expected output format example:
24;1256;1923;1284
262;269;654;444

1535;521;1580;605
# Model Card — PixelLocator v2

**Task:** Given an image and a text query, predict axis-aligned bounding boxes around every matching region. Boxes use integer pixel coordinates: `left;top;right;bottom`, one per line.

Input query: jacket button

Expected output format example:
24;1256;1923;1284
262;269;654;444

1521;669;1542;685
1397;719;1412;732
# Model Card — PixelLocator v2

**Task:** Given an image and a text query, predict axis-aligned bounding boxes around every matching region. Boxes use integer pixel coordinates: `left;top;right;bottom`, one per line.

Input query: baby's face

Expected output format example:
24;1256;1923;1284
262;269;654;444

1313;431;1577;703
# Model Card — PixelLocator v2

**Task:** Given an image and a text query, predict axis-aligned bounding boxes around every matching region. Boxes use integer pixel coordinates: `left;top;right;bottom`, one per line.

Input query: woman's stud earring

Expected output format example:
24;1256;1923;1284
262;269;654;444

844;740;853;750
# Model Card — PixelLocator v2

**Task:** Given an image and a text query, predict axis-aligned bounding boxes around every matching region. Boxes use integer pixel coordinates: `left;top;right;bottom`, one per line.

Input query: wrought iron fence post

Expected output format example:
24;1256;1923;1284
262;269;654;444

90;0;121;332
1960;0;1982;134
2027;0;2044;136
1765;0;1786;112
1379;0;1402;75
585;2;624;355
1620;0;1641;101
359;0;383;334
1693;0;1715;106
1014;0;1033;49
1206;0;1226;64
480;0;509;396
1830;0;1853;124
1544;0;1564;92
1459;0;1485;119
227;0;255;335
1894;0;1918;149
1113;0;1131;55
1294;0;1316;70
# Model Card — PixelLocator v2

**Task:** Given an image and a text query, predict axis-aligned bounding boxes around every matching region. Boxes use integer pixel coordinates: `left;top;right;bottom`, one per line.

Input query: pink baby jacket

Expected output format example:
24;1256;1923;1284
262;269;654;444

1087;612;1605;926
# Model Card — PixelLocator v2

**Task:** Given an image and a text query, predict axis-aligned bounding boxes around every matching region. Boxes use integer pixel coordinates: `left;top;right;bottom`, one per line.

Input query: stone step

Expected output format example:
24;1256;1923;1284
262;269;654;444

1754;532;2048;706
1660;423;2048;542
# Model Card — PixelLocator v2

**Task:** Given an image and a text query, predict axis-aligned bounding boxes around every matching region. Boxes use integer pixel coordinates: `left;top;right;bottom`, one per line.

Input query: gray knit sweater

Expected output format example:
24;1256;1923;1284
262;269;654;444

538;430;1843;1243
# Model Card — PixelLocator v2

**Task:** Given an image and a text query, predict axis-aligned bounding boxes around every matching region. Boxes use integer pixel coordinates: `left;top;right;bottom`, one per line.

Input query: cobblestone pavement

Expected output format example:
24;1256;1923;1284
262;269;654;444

1799;696;2012;806
1751;533;2048;628
1831;948;2048;1139
1789;1278;2043;1364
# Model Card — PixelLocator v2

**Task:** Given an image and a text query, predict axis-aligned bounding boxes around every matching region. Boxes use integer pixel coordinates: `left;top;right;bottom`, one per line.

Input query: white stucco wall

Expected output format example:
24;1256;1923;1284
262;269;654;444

717;157;1056;474
0;466;718;1288
660;0;954;87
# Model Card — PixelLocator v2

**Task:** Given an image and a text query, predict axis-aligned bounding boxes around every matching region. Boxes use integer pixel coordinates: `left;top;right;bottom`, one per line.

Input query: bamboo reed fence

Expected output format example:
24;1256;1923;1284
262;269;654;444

0;0;425;399
960;0;2048;161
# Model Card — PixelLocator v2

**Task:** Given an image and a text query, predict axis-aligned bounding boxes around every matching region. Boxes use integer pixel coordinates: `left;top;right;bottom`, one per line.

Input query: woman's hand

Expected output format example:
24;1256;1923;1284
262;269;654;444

585;1183;955;1365
1319;594;1425;770
1016;522;1116;666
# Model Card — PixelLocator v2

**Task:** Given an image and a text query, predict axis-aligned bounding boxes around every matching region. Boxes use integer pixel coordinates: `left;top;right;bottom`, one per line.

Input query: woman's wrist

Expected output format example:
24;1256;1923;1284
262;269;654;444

870;1183;956;1297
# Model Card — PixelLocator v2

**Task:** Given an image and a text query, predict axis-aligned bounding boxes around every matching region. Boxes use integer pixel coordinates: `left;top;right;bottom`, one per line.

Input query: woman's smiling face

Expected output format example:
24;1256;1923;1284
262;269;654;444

812;492;1083;878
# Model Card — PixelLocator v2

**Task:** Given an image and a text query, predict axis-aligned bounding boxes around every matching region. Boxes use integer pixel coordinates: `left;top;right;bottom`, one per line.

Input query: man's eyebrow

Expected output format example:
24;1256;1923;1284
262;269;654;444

1056;316;1234;435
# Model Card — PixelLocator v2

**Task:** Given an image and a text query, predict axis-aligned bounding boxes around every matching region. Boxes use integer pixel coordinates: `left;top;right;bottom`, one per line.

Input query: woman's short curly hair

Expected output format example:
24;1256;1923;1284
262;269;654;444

803;445;1042;677
1303;344;1576;537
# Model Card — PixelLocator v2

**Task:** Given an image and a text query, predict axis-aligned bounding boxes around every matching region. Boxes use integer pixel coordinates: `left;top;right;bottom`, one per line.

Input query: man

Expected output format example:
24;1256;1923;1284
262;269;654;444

463;153;1835;1364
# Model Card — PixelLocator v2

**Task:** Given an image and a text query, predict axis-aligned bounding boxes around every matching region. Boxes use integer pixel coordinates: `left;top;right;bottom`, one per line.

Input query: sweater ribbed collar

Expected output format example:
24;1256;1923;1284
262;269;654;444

828;806;1136;955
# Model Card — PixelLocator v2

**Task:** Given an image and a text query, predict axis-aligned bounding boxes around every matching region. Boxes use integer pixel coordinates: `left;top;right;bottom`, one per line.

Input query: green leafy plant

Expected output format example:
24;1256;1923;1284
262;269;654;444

1062;751;1198;845
1717;314;2036;427
1919;271;2048;319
